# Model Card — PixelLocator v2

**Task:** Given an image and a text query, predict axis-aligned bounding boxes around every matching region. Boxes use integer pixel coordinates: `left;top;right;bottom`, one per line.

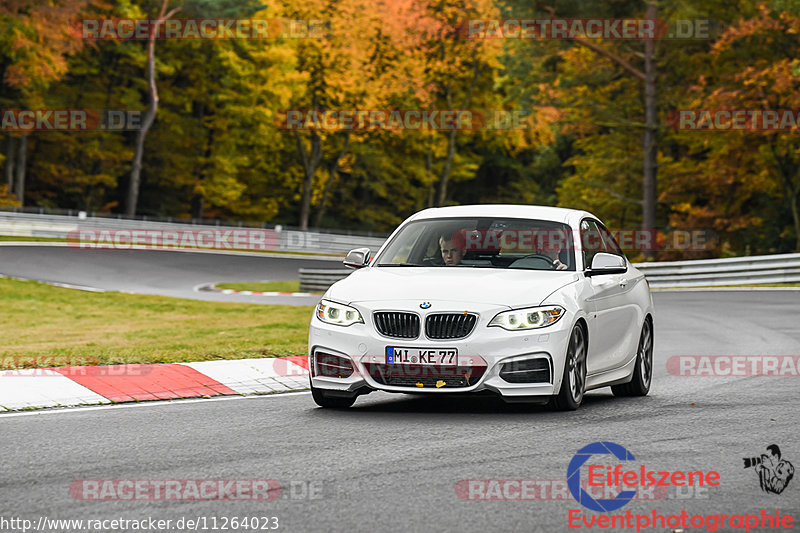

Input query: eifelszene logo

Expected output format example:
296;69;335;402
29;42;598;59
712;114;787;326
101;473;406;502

568;441;637;512
567;441;721;512
744;444;795;495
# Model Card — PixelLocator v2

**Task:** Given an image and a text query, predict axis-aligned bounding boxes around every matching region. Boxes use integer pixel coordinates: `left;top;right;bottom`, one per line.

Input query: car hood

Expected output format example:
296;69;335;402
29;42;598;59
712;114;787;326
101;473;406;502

327;267;579;308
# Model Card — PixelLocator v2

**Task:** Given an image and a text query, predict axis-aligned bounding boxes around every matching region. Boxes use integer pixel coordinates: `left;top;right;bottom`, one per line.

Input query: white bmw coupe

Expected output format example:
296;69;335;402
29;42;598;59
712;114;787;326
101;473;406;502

308;205;654;410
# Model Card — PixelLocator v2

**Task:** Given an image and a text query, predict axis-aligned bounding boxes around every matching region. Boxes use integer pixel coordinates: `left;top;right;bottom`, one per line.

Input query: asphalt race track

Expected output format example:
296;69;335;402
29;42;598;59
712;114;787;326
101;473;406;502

0;245;340;305
2;247;799;532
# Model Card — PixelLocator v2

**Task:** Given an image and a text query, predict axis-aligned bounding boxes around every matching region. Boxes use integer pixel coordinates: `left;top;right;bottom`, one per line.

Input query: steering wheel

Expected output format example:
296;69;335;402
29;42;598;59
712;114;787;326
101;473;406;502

510;254;556;269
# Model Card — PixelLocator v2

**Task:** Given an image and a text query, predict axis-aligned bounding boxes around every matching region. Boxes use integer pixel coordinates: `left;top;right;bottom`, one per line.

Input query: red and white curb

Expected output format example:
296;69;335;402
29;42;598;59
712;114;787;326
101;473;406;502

0;356;309;412
198;283;321;297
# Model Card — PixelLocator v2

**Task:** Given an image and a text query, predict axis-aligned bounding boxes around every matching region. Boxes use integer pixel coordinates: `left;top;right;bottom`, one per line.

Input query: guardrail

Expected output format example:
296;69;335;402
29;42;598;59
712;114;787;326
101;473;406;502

298;269;353;292
298;253;800;292
634;252;800;287
0;211;387;256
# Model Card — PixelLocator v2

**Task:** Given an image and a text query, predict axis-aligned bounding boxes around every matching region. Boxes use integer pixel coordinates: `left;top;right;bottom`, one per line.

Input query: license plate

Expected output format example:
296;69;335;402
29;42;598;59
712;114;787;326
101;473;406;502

386;347;458;365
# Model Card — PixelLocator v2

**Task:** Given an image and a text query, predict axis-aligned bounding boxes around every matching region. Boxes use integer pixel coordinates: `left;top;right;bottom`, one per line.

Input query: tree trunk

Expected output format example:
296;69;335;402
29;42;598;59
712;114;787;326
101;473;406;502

642;1;658;259
435;59;481;206
191;102;213;220
125;0;179;217
426;137;434;208
568;8;655;249
436;130;458;206
297;90;323;230
191;195;205;220
313;132;350;228
14;135;26;206
297;128;323;230
791;188;800;252
4;135;14;194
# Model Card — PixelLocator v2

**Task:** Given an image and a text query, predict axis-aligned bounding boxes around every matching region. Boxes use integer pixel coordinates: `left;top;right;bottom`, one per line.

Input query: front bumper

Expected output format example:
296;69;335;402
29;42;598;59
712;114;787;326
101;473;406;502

308;300;573;400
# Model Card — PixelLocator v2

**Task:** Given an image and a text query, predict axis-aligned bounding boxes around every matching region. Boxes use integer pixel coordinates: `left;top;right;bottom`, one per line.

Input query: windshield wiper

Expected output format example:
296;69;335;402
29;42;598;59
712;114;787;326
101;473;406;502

376;262;420;267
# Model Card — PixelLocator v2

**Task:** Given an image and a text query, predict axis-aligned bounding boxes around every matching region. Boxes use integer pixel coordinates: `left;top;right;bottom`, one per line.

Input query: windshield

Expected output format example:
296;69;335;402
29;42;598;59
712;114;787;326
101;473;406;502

375;217;576;271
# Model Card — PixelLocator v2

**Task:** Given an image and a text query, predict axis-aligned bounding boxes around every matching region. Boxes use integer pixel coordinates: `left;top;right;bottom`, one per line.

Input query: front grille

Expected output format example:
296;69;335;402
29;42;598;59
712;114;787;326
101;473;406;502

425;313;477;340
365;363;486;388
313;352;354;378
373;312;420;339
499;358;551;383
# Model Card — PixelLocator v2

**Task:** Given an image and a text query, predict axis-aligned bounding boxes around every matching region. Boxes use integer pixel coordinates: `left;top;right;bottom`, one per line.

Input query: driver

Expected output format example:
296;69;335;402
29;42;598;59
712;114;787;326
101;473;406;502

536;230;568;270
543;249;568;270
439;234;464;266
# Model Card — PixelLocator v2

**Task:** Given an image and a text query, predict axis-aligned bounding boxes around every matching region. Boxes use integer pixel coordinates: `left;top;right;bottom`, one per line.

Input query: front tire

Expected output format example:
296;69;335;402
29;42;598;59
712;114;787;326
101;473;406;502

311;384;357;408
612;318;653;397
551;324;587;411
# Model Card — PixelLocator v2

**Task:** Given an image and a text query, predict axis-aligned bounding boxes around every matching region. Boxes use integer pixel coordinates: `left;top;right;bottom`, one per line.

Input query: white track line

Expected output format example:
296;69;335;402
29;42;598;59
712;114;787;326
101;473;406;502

0;390;311;418
194;282;320;297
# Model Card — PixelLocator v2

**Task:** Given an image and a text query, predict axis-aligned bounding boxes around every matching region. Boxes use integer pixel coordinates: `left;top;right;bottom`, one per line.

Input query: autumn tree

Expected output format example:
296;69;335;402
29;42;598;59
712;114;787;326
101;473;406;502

0;0;100;204
666;2;800;252
418;0;503;206
124;0;180;216
134;0;302;220
281;0;442;230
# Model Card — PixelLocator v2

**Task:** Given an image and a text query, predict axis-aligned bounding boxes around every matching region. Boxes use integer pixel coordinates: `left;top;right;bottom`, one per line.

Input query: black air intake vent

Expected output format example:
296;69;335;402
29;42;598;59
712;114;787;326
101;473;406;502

499;358;551;383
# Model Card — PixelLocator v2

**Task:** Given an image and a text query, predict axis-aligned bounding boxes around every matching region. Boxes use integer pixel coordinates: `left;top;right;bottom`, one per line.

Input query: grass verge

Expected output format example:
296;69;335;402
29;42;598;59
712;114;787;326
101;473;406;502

0;235;63;242
0;277;312;368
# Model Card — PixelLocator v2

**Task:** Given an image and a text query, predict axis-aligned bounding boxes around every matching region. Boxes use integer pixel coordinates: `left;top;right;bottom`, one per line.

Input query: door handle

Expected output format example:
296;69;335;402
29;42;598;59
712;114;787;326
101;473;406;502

619;278;628;288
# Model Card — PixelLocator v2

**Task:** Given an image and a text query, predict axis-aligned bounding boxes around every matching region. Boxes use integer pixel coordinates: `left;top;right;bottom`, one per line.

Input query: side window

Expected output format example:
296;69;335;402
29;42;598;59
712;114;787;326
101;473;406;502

580;219;608;269
596;222;624;256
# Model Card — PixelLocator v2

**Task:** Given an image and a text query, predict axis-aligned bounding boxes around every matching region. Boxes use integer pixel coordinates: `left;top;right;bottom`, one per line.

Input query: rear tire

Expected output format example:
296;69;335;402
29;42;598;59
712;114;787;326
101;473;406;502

551;324;587;411
612;318;653;397
311;384;357;408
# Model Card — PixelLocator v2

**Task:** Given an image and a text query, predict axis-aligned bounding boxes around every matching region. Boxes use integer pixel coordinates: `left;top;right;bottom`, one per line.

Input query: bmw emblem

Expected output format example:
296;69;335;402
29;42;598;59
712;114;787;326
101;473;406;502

420;302;431;309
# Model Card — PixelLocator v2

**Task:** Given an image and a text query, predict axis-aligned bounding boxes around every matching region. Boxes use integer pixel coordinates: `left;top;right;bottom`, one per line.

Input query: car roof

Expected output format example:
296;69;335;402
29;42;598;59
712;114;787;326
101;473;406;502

406;204;598;225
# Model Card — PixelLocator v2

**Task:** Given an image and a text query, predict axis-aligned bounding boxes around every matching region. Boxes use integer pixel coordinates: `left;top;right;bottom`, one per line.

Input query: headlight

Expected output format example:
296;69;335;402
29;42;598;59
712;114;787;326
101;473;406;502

488;305;565;330
316;300;364;327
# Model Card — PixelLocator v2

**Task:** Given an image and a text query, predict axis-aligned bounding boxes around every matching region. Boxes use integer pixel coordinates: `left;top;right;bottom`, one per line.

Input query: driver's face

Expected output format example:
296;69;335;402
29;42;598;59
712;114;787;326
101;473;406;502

538;241;562;259
440;240;464;266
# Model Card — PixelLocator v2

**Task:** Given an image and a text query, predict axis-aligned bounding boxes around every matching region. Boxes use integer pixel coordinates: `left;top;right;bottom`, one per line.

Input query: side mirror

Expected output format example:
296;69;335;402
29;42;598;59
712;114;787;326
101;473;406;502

586;252;627;276
343;248;371;269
